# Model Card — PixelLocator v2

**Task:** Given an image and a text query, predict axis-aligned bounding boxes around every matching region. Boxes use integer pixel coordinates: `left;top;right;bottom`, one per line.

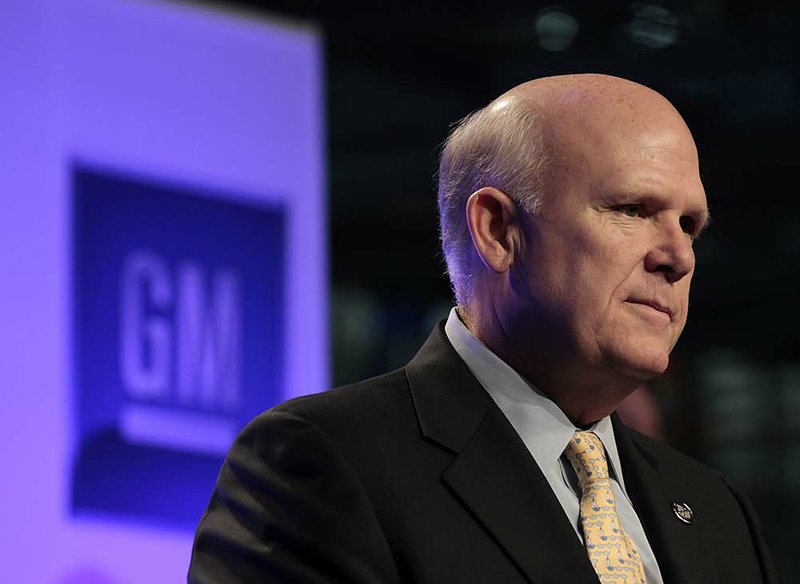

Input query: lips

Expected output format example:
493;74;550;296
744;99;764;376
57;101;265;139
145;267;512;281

626;298;674;320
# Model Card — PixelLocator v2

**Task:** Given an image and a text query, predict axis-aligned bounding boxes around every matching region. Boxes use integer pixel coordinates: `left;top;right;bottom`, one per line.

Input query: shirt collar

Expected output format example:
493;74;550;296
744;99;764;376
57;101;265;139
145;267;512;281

444;308;627;492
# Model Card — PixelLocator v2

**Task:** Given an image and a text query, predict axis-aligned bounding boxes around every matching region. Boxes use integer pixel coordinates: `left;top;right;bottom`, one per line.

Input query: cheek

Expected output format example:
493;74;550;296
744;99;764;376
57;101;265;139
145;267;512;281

677;278;693;313
576;249;637;303
528;226;635;312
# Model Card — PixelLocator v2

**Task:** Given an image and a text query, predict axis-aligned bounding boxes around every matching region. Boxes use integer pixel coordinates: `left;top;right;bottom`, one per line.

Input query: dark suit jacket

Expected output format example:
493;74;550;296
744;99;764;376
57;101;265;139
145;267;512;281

189;324;778;583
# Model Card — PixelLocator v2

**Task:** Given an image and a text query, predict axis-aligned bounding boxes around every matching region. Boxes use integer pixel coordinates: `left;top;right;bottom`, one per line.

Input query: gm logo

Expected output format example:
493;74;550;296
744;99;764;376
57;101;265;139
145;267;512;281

119;250;242;453
71;165;284;529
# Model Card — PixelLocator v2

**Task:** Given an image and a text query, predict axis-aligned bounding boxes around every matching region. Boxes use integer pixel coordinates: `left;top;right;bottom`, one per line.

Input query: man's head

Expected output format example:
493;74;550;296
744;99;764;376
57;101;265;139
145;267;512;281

437;74;709;424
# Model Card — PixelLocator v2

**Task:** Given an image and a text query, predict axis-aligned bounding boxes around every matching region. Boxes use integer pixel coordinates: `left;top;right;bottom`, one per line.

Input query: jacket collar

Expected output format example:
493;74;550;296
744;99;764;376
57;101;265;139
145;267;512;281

406;323;600;583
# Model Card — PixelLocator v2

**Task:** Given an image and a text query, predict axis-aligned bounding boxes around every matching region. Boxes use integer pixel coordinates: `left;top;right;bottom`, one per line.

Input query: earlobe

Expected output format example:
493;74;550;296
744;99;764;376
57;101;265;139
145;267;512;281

465;187;519;274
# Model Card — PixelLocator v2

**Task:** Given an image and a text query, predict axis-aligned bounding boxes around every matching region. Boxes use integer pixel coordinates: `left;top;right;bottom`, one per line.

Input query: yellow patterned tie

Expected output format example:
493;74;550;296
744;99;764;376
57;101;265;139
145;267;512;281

564;432;647;584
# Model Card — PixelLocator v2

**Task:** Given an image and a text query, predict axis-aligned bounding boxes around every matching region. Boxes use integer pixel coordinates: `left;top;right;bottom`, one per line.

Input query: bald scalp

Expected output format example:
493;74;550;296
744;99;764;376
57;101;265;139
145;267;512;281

437;74;693;307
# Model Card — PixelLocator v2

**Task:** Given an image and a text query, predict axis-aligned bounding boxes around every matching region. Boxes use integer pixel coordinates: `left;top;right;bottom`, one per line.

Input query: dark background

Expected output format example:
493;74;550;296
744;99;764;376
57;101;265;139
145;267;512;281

225;0;798;577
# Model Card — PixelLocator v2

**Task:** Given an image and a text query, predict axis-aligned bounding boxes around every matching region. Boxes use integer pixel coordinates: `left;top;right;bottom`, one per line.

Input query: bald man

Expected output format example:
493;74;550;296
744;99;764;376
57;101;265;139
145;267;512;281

189;75;778;584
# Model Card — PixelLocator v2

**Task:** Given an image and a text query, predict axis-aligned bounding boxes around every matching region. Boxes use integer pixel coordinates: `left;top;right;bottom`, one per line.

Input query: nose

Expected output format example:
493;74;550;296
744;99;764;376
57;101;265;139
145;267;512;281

644;220;695;283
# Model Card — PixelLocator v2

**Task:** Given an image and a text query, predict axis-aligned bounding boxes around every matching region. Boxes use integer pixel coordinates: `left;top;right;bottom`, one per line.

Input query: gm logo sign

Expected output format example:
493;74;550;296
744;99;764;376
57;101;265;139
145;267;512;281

119;250;242;451
71;165;285;529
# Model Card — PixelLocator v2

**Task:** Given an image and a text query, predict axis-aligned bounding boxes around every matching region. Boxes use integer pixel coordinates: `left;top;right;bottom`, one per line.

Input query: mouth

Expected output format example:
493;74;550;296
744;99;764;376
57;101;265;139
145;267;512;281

625;298;674;321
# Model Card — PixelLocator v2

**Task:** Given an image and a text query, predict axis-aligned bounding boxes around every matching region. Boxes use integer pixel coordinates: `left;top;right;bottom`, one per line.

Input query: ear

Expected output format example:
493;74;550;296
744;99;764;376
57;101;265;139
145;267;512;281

466;187;520;273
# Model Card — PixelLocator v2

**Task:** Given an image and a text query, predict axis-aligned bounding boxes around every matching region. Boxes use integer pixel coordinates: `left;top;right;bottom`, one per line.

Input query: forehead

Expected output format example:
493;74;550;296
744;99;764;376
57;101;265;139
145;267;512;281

545;97;707;208
550;89;696;157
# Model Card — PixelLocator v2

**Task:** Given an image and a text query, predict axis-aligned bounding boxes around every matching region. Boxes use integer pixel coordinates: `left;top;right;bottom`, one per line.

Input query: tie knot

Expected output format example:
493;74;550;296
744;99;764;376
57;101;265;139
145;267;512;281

565;431;610;487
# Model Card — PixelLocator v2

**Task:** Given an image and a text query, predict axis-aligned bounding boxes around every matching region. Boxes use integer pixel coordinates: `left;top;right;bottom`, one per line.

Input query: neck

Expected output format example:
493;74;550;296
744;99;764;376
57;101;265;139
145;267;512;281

461;305;641;427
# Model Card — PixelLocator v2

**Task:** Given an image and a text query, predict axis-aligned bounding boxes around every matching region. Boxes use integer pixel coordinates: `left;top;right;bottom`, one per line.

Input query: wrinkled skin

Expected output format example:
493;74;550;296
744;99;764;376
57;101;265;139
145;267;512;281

466;75;709;425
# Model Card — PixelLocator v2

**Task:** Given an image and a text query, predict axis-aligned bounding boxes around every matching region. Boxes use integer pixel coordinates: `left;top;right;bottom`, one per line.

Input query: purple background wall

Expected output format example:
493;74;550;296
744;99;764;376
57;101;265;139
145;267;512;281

0;0;325;581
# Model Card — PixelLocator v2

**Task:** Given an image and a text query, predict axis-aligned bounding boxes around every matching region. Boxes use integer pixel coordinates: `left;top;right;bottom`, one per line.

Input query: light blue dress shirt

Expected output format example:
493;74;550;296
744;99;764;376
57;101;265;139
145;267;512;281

444;308;664;584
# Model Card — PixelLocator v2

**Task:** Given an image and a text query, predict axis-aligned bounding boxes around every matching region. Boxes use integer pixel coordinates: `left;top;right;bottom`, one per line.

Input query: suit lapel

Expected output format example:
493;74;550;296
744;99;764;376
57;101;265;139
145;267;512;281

443;406;600;584
613;416;716;584
406;325;599;584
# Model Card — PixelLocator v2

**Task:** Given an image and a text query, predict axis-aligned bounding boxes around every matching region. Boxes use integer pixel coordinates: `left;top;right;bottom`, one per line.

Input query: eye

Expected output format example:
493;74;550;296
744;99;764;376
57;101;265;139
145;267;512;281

616;204;641;217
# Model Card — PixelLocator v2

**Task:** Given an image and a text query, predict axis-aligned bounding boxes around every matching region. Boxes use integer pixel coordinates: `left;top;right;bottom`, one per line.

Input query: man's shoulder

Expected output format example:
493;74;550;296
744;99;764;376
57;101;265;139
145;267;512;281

241;367;417;445
621;424;725;485
276;367;411;419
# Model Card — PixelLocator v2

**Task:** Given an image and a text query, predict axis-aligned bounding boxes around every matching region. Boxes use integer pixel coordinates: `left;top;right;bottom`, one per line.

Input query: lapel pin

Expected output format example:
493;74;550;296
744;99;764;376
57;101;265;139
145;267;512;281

671;501;694;525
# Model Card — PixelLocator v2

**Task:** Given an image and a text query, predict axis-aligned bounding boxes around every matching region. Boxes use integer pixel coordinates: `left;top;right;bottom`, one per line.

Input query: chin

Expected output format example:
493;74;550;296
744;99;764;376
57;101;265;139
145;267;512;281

609;344;671;381
625;355;669;380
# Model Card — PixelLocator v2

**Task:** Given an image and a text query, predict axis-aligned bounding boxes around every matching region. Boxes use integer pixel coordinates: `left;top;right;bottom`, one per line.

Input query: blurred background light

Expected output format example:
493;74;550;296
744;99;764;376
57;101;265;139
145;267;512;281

628;4;680;49
535;6;579;52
